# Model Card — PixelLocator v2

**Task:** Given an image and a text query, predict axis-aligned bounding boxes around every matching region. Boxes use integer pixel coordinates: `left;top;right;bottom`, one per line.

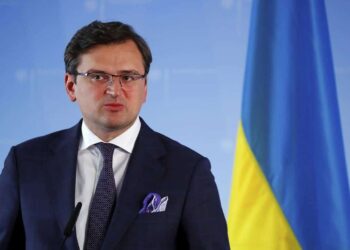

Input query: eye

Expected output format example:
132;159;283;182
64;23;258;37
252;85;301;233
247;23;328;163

88;73;109;82
120;75;137;82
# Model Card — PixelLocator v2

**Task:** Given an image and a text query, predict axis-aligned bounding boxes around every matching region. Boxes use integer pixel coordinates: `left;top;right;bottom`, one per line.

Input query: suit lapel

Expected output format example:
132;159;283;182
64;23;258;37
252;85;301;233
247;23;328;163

102;120;166;250
44;121;81;248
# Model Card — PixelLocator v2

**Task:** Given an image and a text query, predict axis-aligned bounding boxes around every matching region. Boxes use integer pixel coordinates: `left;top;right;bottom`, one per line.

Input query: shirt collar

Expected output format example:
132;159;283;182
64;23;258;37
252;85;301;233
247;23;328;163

79;117;141;154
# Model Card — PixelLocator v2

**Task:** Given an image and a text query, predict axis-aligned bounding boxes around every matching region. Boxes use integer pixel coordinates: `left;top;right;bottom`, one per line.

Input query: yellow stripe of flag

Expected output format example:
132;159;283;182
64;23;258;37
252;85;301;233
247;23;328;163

227;123;301;250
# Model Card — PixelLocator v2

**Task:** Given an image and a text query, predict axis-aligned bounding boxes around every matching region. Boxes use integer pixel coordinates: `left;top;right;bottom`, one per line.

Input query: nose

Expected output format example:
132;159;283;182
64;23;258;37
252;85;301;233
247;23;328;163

105;77;122;97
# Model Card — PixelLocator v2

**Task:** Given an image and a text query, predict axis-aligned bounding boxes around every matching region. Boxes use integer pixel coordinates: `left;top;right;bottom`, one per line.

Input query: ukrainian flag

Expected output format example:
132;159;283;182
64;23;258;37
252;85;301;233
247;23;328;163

227;0;350;249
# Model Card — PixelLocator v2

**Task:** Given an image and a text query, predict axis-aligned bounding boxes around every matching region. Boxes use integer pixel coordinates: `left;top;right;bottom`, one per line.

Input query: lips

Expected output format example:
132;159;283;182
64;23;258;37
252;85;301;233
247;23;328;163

103;103;124;111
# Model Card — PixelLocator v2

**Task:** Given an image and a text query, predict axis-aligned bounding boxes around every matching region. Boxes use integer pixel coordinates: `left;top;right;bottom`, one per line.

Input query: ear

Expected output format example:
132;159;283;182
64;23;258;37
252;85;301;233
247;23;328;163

65;73;77;102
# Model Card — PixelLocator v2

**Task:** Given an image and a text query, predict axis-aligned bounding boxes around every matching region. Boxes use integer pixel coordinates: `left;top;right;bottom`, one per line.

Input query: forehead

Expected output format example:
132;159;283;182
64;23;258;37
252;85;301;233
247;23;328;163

77;40;144;73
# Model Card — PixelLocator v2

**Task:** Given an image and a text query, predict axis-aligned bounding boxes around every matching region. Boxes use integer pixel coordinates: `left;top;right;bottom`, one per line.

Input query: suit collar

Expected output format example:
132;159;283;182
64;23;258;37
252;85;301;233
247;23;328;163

44;121;82;249
102;118;166;249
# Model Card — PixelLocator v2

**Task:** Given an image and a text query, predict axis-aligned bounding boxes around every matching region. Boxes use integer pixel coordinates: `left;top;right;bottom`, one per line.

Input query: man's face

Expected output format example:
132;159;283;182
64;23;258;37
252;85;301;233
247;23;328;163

65;40;147;140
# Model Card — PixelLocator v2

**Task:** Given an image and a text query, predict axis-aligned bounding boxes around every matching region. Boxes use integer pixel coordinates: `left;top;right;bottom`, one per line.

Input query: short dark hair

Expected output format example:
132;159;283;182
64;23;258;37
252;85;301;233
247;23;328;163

64;20;152;75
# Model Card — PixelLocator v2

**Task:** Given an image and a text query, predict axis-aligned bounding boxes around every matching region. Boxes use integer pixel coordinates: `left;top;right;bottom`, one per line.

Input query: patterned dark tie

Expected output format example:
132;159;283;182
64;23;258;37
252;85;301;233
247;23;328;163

84;143;117;250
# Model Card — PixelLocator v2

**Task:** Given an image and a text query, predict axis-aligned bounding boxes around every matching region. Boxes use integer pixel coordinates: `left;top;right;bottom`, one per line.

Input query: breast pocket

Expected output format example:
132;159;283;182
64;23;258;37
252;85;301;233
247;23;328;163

124;212;180;247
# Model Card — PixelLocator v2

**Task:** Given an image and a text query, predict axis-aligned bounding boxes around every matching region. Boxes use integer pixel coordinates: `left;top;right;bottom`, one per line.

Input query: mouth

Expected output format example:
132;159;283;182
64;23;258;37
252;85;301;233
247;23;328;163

103;103;124;111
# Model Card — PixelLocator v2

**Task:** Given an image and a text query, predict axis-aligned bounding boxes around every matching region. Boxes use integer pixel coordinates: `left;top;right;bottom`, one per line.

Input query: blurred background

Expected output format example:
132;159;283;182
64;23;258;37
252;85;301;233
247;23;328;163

0;0;349;215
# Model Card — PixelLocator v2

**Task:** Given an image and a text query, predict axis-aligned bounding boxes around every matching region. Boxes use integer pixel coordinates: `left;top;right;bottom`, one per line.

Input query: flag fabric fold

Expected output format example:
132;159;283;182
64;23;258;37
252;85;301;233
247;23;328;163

227;0;350;249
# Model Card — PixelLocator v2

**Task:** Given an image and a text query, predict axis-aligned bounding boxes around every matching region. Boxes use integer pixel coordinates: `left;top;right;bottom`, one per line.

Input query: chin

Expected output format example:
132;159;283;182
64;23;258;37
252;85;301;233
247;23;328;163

103;120;133;131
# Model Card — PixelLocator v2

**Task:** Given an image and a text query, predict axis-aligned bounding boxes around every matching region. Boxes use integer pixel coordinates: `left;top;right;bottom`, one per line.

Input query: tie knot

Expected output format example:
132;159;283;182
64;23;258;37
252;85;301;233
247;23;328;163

95;143;116;159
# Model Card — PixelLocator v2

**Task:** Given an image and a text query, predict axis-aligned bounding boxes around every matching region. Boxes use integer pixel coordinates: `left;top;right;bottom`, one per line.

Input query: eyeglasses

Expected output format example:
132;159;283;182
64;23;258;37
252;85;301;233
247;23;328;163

75;71;146;89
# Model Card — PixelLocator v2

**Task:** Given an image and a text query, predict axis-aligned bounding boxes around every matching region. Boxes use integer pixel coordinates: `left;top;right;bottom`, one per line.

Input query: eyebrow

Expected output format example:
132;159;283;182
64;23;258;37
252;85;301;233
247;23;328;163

118;70;144;75
86;69;144;75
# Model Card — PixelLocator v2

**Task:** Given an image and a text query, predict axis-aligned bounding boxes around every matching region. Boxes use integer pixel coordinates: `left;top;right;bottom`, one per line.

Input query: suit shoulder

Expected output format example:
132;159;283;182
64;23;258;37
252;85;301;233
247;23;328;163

139;119;207;163
13;123;80;151
154;131;206;162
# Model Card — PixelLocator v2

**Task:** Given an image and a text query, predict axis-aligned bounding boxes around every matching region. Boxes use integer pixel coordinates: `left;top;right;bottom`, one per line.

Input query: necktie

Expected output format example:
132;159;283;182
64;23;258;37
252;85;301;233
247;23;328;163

84;143;117;250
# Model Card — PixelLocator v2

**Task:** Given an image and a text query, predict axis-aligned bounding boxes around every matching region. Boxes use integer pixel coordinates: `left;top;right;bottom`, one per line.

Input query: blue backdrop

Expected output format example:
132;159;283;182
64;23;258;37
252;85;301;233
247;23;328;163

0;0;349;214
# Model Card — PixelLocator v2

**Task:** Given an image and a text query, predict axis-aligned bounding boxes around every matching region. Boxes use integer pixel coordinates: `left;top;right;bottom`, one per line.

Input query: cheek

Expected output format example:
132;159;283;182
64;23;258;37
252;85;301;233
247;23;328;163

125;87;147;103
137;85;147;103
76;87;102;107
137;89;147;104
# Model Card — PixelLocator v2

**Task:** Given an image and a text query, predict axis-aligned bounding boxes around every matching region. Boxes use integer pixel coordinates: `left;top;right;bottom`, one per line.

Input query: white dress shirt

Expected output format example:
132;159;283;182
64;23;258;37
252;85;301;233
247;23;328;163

75;117;141;249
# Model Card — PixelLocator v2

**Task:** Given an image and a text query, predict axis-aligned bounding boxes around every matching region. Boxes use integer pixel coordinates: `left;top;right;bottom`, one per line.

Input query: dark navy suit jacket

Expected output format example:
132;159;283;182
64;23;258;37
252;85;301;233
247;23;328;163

0;119;229;249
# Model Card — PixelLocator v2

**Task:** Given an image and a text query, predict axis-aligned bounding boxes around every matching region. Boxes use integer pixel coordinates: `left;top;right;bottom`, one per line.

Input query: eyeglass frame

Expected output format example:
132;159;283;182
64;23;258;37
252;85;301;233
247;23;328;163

74;71;147;89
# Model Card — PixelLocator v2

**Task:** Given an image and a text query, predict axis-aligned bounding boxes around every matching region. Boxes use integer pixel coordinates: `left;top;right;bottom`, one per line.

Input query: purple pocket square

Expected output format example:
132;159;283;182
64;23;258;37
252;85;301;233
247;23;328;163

139;193;169;214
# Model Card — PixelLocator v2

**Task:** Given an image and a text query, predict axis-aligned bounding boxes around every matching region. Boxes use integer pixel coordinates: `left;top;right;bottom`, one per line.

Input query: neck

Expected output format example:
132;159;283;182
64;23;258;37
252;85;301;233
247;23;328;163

84;120;137;142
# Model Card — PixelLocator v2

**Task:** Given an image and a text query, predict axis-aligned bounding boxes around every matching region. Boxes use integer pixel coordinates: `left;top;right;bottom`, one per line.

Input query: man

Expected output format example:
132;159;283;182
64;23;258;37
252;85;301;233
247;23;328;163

0;21;229;249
